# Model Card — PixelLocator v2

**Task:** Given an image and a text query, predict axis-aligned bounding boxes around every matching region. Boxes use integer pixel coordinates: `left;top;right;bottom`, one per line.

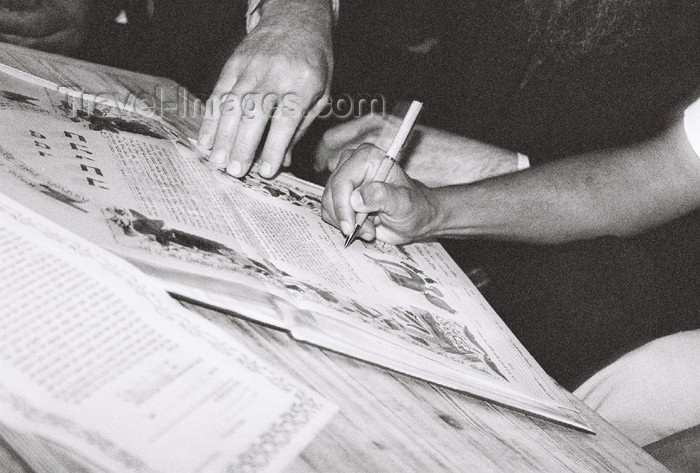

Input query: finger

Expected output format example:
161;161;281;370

296;93;328;137
330;148;355;173
263;92;326;173
358;223;376;242
321;187;340;229
328;147;384;234
331;174;360;236
355;212;377;242
277;92;328;169
328;134;384;172
322;163;353;233
198;60;241;149
351;182;394;215
374;225;403;245
258;94;303;178
227;93;272;177
208;92;244;168
287;93;328;157
197;105;220;150
354;184;408;244
313;115;382;172
321;208;334;226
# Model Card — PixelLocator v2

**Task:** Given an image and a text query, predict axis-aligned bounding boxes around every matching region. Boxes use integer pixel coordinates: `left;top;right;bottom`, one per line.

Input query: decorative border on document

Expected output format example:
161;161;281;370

0;192;329;472
0;385;149;472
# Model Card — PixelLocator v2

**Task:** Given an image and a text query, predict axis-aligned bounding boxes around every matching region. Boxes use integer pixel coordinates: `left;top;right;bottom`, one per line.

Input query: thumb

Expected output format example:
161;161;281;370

351;182;393;215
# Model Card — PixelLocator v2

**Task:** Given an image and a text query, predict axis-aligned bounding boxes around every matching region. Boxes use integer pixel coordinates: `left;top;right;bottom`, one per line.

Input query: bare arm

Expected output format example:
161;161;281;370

431;119;700;243
314;113;522;187
322;118;700;245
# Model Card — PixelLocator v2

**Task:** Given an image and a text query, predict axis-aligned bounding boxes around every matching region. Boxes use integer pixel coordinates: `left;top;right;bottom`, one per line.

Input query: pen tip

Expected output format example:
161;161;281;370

344;225;361;249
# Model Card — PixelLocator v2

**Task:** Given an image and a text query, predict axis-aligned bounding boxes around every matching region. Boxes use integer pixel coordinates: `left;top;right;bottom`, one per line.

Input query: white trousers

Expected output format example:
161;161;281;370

574;330;700;446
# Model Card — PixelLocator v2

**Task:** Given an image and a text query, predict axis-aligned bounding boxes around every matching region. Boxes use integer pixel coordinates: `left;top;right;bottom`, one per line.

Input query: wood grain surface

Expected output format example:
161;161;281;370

0;41;669;472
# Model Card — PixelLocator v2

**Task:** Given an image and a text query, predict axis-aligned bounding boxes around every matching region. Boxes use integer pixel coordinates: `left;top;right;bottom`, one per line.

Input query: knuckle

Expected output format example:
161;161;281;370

397;186;411;202
292;64;316;83
376;184;390;202
231;138;257;159
288;67;325;94
345;153;363;168
214;126;236;142
368;183;389;203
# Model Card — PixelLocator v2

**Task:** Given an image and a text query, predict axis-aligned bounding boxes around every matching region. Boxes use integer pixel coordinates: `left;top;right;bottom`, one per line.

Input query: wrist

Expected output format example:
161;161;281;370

420;185;453;239
427;185;484;239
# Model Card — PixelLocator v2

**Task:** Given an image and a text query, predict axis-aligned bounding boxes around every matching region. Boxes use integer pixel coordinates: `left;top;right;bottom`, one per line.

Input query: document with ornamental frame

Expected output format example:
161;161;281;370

0;63;591;432
0;188;337;473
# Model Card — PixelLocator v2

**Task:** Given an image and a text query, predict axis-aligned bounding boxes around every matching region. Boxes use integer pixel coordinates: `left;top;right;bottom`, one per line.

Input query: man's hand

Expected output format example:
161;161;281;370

314;113;402;173
0;0;92;54
321;144;442;245
314;113;523;187
198;0;334;179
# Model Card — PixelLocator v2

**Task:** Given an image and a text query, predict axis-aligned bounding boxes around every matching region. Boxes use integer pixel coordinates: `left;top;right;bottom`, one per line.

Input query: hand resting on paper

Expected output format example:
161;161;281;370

0;0;93;54
197;0;334;179
321;143;442;245
314;113;522;187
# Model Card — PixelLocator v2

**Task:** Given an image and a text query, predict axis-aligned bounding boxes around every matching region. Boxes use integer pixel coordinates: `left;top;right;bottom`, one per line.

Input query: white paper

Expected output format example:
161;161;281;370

0;193;336;473
0;65;589;432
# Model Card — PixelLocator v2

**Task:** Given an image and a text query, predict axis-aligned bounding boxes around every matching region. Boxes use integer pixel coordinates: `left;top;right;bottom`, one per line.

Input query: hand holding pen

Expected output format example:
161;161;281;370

321;101;443;247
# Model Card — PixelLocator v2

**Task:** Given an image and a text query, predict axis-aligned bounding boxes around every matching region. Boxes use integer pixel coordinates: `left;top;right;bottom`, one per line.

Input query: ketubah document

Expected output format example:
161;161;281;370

0;191;336;473
0;64;591;432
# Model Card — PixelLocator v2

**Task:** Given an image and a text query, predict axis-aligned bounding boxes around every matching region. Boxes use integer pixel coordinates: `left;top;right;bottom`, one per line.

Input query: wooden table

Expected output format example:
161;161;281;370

0;42;669;473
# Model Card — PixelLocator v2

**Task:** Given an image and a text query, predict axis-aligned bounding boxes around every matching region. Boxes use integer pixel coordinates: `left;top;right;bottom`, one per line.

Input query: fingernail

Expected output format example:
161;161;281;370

197;128;213;147
259;162;271;177
340;220;352;235
227;160;242;176
210;150;226;166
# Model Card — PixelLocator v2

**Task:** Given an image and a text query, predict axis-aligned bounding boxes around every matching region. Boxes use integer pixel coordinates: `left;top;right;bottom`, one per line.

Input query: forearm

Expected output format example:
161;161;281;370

428;121;700;244
404;127;525;187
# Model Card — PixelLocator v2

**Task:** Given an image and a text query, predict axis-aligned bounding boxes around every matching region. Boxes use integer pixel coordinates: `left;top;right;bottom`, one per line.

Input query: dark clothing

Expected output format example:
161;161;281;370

443;210;700;390
438;2;700;390
80;0;247;96
332;0;700;390
428;1;700;163
82;0;700;390
335;0;700;161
